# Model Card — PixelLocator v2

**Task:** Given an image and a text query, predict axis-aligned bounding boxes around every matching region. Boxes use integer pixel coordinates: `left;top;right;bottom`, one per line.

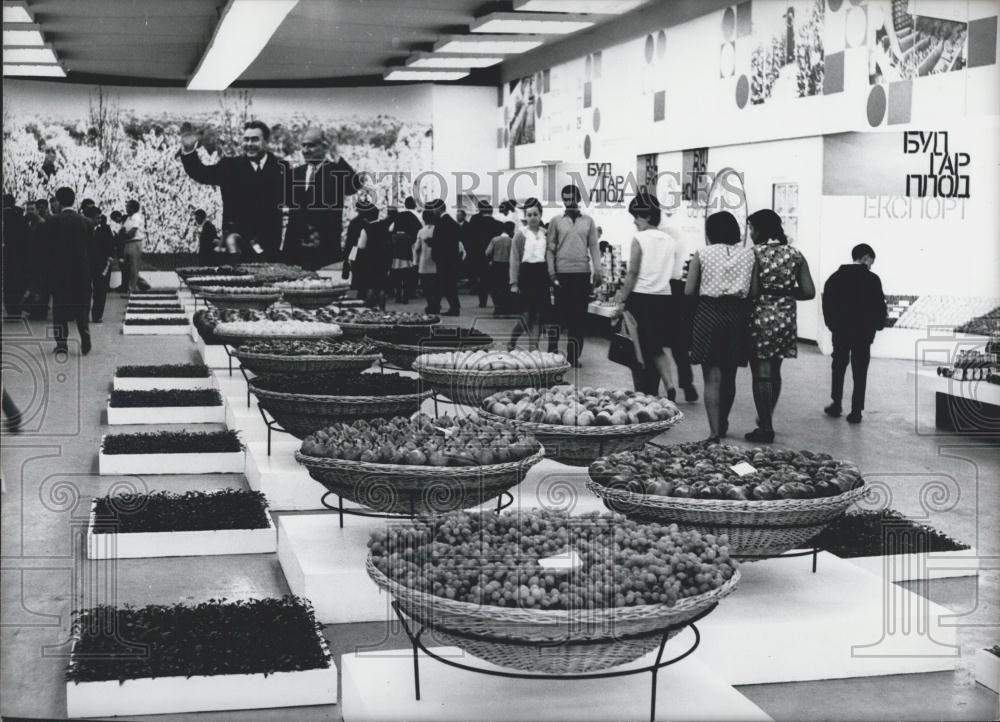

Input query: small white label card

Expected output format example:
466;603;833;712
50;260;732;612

730;462;758;477
539;548;582;572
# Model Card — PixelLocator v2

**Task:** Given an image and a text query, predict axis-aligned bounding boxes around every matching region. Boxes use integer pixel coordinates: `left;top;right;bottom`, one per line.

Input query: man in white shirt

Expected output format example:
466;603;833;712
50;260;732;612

121;199;145;294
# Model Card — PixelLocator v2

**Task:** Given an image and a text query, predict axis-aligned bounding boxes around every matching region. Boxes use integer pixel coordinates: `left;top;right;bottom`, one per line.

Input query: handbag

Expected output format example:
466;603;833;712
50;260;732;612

608;312;641;369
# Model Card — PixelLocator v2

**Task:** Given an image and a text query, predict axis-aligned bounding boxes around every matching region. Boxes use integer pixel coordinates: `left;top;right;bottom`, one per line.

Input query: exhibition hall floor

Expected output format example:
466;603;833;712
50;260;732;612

1;292;997;721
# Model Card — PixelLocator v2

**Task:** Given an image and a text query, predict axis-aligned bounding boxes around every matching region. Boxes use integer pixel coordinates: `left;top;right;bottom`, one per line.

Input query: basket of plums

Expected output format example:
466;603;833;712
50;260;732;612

587;442;868;559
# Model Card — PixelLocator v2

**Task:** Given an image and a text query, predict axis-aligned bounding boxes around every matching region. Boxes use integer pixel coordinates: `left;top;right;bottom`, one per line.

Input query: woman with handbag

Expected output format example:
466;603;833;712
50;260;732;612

611;191;685;398
685;211;756;442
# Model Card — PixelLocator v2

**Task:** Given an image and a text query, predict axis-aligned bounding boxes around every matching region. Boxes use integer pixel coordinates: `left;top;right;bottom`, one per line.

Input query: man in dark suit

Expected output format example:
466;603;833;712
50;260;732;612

464;199;505;309
284;126;362;270
83;206;114;323
425;199;463;316
822;243;888;424
43;187;92;355
179;120;289;260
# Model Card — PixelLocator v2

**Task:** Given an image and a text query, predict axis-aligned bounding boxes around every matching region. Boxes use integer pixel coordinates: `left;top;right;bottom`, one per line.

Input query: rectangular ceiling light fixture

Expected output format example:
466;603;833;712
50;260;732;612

3;45;57;64
3;63;65;77
513;0;647;13
471;12;595;35
384;67;470;82
406;52;503;69
434;34;545;55
3;24;44;46
2;1;33;23
188;0;299;90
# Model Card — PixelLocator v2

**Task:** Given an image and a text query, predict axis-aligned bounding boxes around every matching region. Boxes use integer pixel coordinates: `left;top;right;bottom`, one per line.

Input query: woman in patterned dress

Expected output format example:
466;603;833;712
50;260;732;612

745;209;815;443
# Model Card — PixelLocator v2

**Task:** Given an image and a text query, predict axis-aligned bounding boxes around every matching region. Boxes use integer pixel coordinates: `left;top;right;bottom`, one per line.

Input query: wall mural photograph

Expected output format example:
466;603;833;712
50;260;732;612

867;0;968;84
506;74;538;146
749;0;825;104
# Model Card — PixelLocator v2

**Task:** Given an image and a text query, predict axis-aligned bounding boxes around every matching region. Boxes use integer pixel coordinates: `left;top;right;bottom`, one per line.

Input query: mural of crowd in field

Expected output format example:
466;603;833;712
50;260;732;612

749;0;825;104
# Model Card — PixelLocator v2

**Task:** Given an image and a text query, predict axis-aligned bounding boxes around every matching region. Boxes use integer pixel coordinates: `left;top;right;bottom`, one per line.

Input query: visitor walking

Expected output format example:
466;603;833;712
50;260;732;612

2;194;29;316
745;209;815;442
685;211;756;441
342;199;377;292
426;199;463;316
356;210;394;310
509;198;552;350
465;200;504;309
23;198;51;320
415;210;439;314
822;243;887;424
120;199;145;295
484;221;514;314
390;197;422;304
547;185;602;367
85;208;114;323
43;187;92;356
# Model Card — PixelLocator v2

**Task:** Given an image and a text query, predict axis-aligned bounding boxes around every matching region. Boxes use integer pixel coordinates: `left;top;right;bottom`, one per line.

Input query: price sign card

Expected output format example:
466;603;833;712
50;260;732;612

730;462;758;477
539;548;582;572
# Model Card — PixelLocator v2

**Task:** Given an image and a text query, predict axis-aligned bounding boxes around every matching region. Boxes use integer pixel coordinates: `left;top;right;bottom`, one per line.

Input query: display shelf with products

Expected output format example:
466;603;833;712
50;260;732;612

908;367;1000;433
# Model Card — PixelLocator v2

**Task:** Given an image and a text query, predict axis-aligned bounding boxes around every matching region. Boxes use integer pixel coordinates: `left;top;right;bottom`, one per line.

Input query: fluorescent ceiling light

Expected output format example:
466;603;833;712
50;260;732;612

3;63;65;77
3;25;44;46
2;1;32;23
514;0;647;12
434;35;545;54
406;53;502;69
188;0;299;91
471;12;595;34
384;67;469;82
4;46;57;64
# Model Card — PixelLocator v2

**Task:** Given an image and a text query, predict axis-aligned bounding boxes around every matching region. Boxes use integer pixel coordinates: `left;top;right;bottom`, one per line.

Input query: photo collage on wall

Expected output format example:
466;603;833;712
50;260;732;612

772;181;799;243
749;0;825;104
681;147;710;205
867;0;968;84
507;75;539;146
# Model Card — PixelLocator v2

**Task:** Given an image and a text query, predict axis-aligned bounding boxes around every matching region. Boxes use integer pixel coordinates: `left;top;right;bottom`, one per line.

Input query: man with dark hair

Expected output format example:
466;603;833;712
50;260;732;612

465;199;505;309
193;208;219;262
43;187;92;355
389;196;422;303
426;199;463;316
84;207;114;323
822;243;887;423
546;184;602;367
179;120;290;260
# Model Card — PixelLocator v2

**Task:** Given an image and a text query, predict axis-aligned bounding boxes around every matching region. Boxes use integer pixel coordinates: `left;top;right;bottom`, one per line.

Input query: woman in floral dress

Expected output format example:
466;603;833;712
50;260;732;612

745;209;815;442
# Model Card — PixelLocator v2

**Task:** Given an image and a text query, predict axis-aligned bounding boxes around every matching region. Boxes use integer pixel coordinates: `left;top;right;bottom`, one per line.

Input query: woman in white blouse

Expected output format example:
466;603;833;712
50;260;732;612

684;211;757;442
509;198;552;350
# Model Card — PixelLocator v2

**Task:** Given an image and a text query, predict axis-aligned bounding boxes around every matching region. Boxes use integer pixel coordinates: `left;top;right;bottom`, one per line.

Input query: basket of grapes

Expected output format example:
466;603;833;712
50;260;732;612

332;309;440;339
413;350;571;405
198;285;283;311
250;372;431;436
367;326;494;370
276;279;350;308
587;442;868;560
235;339;381;375
480;385;683;466
212;320;343;346
295;414;544;514
367;510;740;673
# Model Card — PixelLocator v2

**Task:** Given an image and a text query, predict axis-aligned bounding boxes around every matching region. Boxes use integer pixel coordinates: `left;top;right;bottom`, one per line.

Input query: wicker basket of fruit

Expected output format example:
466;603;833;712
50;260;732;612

199;285;282;311
332;310;440;339
587;442;868;559
295;414;543;514
367;510;741;673
413;350;571;405
480;385;683;465
249;372;430;436
277;279;350;308
212;320;343;346
367;327;494;370
234;339;380;375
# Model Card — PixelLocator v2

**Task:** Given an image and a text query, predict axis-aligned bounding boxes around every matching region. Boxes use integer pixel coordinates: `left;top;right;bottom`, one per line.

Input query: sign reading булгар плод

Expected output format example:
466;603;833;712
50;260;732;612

903;131;970;199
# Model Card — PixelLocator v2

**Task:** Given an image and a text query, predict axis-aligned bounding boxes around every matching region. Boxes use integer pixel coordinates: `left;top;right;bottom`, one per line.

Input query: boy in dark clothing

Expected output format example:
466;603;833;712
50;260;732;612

822;243;887;423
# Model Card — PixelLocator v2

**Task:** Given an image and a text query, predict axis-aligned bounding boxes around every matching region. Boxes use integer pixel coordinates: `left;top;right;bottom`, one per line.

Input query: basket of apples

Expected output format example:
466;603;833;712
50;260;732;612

295;413;544;514
276;279;351;308
235;339;381;375
587;441;868;559
367;510;740;673
367;326;494;370
250;372;431;436
332;309;440;338
198;285;283;311
413;349;571;405
212;320;343;346
481;385;683;465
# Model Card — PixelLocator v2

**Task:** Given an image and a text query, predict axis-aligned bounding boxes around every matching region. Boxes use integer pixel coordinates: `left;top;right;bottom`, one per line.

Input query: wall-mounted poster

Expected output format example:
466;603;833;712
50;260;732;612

866;0;967;84
749;0;825;104
506;75;538;146
772;182;799;243
681;147;710;204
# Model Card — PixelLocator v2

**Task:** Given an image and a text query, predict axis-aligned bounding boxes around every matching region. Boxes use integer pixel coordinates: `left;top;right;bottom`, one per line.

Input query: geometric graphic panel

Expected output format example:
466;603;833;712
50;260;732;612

866;83;887;126
968;16;998;68
736;1;752;37
887;79;912;125
653;90;666;121
824;50;845;94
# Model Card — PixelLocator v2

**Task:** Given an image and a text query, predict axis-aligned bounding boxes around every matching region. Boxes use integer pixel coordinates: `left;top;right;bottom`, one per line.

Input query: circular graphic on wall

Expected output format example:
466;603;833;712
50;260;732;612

735;74;750;108
828;0;844;11
845;5;866;47
706;168;749;245
644;34;655;63
656;30;667;58
720;42;736;77
866;84;887;126
536;96;543;117
593;107;601;132
585;55;592;80
583;134;592;159
722;7;736;40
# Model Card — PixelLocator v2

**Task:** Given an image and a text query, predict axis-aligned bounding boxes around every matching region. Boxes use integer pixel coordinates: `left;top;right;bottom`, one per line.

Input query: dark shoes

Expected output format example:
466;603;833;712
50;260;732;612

81;335;92;356
824;403;842;417
846;411;863;424
683;385;699;403
666;388;677;402
744;427;775;443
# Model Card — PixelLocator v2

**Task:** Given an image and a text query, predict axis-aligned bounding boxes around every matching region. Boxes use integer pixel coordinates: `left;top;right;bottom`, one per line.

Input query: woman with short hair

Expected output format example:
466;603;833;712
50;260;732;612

509;198;553;350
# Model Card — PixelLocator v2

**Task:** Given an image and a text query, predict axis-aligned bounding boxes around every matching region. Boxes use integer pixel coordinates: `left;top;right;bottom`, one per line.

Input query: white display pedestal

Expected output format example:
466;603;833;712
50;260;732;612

113;376;215;391
123;324;191;335
695;552;958;684
98;449;245;476
975;648;1000;694
106;403;226;425
245;440;326;511
840;547;980;582
197;337;237;370
908;369;1000;407
225;396;270;443
340;645;771;722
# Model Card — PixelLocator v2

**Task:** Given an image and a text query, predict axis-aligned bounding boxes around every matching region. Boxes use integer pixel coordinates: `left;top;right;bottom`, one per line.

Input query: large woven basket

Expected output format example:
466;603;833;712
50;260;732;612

586;478;868;559
281;287;349;308
234;350;380;375
337;319;440;339
368;556;739;673
295;445;544;515
413;363;572;406
478;408;683;466
250;381;432;437
213;327;343;347
371;337;493;370
199;292;281;311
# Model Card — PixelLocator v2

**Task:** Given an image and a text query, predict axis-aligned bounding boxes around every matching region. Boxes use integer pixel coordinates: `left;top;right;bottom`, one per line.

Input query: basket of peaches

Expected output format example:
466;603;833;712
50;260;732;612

480;385;683;466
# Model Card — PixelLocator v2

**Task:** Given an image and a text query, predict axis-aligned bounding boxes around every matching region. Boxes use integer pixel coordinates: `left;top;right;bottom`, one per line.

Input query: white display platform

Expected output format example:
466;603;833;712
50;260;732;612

225;396;270;443
695;552;958;684
818;326;991;361
86;507;276;559
106;403;226;425
908;369;1000;407
98;449;246;476
197;338;238;370
245;440;326;511
216;372;252;401
508;458;609;515
975;648;1000;694
340;646;771;722
839;547;980;582
124;314;190;323
67;649;335;718
113;376;215;391
123;324;191;335
136;271;181;288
